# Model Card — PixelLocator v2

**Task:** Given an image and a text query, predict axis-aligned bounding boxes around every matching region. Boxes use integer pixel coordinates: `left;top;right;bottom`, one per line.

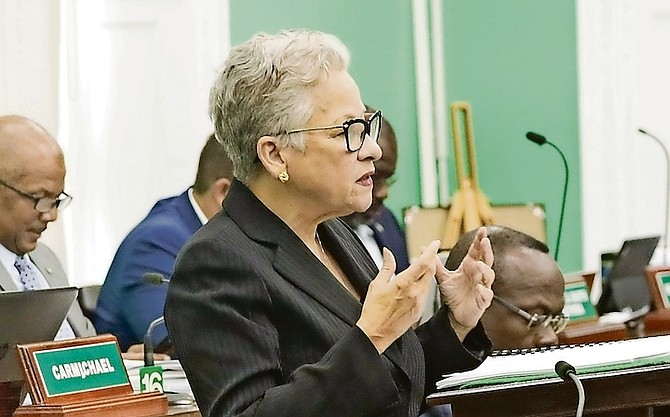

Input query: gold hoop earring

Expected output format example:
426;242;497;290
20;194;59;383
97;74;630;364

277;171;289;183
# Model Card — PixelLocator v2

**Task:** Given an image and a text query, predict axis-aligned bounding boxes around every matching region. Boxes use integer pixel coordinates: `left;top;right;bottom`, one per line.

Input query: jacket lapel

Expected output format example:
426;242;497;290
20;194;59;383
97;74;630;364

224;180;409;376
175;190;204;233
0;244;66;290
273;236;362;326
320;220;410;373
29;244;67;287
225;180;362;325
0;262;18;291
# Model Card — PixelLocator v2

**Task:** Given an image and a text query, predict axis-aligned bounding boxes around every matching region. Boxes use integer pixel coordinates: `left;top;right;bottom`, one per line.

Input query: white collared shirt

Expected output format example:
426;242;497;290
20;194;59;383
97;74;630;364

354;224;383;270
0;244;50;290
0;243;75;340
187;187;208;225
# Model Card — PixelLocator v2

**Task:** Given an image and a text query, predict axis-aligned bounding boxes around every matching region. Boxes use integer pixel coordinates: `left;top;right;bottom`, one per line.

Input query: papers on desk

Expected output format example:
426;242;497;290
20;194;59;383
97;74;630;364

123;359;194;400
436;334;670;390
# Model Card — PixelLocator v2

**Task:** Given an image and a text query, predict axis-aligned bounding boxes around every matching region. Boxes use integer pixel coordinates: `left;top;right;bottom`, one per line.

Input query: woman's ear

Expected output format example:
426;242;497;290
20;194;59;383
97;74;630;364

256;135;286;178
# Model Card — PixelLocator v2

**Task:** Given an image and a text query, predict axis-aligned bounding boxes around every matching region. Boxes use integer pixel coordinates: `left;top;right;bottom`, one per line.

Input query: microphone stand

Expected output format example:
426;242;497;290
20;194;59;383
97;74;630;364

555;361;585;417
566;372;585;417
144;316;165;367
547;141;568;261
639;128;669;265
526;132;569;260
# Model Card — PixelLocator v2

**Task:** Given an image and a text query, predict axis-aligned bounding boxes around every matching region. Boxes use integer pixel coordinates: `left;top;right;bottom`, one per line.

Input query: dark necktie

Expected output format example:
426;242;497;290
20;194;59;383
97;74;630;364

14;255;41;290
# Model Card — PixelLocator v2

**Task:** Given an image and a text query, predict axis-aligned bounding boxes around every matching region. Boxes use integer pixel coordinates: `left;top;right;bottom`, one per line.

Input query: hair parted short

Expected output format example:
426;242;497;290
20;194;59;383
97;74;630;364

208;29;351;184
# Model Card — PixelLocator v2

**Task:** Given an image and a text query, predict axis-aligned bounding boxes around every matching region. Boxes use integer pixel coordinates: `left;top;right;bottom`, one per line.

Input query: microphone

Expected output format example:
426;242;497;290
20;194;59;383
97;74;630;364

555;361;585;417
526;131;547;145
638;128;669;264
141;273;170;367
144;316;166;367
555;360;576;381
525;131;569;260
142;272;170;285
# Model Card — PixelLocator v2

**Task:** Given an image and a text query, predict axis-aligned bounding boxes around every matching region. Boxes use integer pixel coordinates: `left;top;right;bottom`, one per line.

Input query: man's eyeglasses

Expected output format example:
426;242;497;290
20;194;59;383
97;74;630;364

0;178;72;213
286;110;383;153
493;295;569;334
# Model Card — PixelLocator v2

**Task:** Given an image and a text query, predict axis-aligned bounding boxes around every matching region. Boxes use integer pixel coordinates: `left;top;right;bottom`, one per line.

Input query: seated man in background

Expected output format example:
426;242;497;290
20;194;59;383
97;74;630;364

0;114;168;361
94;134;233;352
446;225;567;350
341;107;410;272
0;115;95;340
422;225;567;417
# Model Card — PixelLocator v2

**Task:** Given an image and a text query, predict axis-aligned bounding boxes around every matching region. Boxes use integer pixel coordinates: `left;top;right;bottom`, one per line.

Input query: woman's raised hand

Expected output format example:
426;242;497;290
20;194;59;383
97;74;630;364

357;240;441;353
435;227;495;340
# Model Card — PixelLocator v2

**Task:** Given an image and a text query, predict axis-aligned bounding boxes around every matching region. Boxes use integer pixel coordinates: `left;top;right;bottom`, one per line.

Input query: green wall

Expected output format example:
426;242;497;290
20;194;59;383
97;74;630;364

228;0;582;271
229;0;421;218
442;1;581;271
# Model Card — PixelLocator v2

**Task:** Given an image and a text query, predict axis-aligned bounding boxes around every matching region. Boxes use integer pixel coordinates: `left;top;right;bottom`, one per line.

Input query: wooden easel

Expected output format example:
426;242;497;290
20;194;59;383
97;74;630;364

442;102;494;249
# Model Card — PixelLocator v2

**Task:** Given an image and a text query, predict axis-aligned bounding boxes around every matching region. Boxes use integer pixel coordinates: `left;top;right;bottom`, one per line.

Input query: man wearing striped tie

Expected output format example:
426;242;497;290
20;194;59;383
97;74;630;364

0;115;95;339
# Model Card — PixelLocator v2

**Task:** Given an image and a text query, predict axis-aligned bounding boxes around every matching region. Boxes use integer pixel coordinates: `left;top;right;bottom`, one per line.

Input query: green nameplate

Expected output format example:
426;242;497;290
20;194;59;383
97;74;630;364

563;281;598;321
32;340;129;396
656;271;670;308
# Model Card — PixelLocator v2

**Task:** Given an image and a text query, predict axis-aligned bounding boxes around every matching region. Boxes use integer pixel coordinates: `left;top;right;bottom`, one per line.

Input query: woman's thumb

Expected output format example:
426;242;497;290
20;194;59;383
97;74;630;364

376;247;397;282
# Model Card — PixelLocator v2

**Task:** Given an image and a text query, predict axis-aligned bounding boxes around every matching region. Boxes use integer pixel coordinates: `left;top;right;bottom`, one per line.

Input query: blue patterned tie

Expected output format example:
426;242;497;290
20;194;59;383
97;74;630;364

14;255;41;290
14;255;76;340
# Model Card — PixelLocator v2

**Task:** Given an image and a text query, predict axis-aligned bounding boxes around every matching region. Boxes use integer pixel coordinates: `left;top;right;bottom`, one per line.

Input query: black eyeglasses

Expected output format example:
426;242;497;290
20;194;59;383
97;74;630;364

493;295;569;334
0;178;72;213
285;110;383;153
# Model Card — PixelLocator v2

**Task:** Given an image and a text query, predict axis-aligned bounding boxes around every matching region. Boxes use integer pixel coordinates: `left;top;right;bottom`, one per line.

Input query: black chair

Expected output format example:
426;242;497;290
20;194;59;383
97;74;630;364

77;285;102;322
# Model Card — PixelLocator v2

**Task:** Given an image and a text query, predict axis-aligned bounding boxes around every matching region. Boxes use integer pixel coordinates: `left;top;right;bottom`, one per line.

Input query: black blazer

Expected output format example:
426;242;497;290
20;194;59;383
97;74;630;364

165;179;490;417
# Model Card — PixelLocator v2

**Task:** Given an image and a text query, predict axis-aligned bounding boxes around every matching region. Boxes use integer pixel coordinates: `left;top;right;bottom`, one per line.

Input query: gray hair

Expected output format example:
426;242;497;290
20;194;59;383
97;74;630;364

209;29;351;184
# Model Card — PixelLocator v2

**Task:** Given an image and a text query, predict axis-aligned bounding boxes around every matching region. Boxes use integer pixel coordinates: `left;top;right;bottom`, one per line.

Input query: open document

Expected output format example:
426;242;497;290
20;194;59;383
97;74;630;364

436;334;670;390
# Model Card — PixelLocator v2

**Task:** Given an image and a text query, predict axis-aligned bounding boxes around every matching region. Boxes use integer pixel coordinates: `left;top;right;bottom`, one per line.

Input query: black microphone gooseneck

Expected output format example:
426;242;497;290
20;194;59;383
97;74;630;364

555;360;585;417
141;272;170;366
144;316;166;366
638;128;669;265
526;131;569;260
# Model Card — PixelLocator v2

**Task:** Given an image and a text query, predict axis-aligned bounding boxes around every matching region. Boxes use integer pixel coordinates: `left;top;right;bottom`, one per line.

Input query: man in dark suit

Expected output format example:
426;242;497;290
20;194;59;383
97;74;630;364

94;134;233;351
422;225;566;417
342;108;411;272
446;225;566;350
0;115;95;339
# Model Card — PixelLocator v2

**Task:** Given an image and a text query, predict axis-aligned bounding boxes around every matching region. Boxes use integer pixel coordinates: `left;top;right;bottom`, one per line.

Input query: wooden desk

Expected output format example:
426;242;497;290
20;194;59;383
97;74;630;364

0;381;22;417
166;404;200;416
559;308;670;345
427;364;670;417
559;320;629;344
645;309;670;336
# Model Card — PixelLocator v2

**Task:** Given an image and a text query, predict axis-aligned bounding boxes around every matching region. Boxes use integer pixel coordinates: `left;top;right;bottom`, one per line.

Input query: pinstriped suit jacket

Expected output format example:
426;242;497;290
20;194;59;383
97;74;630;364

165;180;490;417
0;242;96;338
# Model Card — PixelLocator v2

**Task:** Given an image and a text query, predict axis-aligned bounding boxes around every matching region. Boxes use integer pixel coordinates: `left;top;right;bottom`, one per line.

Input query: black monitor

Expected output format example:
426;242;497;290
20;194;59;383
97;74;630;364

596;236;660;314
0;287;78;382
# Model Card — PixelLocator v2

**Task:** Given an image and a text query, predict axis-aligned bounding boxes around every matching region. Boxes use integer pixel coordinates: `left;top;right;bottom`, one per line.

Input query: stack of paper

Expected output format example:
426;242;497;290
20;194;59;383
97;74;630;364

437;334;670;390
123;359;194;400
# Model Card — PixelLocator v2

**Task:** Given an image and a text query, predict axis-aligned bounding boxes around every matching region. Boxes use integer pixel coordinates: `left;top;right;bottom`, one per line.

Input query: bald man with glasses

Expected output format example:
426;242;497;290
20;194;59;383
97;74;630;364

0;115;95;339
446;225;567;350
422;225;566;417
